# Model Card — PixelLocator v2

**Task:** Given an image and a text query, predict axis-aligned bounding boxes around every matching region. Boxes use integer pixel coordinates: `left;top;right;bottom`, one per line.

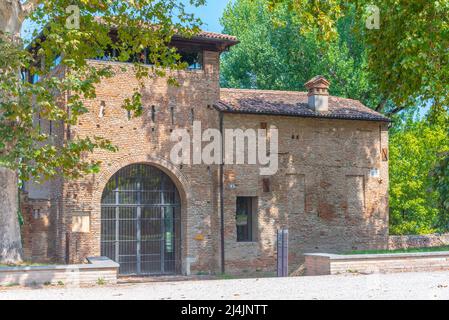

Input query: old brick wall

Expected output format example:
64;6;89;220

20;194;53;262
59;51;222;274
305;252;449;276
222;114;389;275
23;64;67;263
388;234;449;250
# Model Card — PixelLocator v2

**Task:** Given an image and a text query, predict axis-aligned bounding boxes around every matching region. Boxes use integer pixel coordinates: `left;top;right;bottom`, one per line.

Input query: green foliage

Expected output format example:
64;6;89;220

268;0;343;41
346;245;449;255
216;273;236;280
0;282;20;288
0;0;203;183
267;0;449;115
389;108;449;235
220;0;383;109
431;150;449;229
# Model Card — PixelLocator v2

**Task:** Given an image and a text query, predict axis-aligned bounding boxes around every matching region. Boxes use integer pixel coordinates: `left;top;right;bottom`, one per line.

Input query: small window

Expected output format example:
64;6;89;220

151;105;156;122
170;106;175;125
236;197;257;242
99;101;106;118
128;51;147;64
94;46;118;61
179;48;203;70
190;108;194;125
262;178;270;192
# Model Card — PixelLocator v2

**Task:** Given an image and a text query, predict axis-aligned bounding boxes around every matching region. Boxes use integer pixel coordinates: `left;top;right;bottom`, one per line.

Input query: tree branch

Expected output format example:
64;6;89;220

20;0;40;19
375;96;388;112
386;105;406;116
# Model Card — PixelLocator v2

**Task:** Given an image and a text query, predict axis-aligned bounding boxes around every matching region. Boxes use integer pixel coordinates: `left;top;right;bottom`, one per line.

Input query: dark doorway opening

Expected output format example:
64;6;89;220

100;164;181;275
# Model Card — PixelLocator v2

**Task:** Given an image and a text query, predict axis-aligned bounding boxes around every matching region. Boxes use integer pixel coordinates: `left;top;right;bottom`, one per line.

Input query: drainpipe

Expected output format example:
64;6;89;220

219;111;225;274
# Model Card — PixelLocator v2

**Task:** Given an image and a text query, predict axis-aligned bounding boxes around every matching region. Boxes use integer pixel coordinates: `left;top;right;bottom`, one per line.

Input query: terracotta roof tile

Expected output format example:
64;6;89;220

93;16;238;42
215;88;390;122
195;31;238;42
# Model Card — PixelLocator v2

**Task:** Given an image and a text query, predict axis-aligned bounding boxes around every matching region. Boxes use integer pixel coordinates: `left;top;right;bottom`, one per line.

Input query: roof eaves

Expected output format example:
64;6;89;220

213;102;391;123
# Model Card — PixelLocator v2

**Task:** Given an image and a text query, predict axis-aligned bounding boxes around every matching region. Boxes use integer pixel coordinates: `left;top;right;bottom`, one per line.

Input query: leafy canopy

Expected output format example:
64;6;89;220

389;108;449;235
220;0;385;110
0;0;204;182
267;0;449;114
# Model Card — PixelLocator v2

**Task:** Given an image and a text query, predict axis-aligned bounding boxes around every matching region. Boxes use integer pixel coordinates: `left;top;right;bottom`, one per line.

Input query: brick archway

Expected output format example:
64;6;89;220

92;154;191;205
90;154;191;274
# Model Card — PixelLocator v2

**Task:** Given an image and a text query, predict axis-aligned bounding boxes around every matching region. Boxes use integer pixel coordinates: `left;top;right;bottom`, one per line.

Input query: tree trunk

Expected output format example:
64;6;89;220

0;1;29;264
0;167;23;264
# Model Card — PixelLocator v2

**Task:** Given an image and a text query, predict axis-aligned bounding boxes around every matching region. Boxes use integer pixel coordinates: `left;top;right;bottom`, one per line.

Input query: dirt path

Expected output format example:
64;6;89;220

1;271;449;300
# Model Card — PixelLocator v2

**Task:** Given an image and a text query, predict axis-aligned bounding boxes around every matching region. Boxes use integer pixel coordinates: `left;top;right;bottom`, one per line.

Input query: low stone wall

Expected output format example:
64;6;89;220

388;234;449;250
304;252;449;276
0;257;119;287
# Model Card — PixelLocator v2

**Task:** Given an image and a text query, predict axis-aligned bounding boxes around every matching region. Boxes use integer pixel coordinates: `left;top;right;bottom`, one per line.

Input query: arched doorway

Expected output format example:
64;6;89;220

101;164;181;275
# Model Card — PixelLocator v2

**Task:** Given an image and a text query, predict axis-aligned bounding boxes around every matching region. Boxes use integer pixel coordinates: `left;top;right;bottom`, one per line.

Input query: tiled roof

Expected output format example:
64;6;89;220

215;88;390;122
194;31;238;42
92;16;237;42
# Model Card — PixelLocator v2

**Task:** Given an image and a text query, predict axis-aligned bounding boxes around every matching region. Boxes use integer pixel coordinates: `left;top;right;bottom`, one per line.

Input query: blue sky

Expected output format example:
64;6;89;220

22;1;232;41
189;1;232;33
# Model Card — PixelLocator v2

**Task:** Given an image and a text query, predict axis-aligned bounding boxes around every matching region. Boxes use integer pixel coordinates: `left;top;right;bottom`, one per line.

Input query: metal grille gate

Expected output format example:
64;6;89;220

101;164;181;275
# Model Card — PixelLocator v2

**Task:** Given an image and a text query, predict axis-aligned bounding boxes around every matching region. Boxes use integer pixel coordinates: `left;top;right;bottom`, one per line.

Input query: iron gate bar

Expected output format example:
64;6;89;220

161;207;165;273
100;164;181;276
115;188;119;266
136;182;141;275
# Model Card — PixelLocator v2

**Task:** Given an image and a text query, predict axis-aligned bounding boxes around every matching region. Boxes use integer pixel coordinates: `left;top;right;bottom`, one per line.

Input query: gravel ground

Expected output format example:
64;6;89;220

1;271;449;300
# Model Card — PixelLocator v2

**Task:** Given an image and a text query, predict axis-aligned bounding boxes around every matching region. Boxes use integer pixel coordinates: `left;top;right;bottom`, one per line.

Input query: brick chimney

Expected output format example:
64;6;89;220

305;76;330;112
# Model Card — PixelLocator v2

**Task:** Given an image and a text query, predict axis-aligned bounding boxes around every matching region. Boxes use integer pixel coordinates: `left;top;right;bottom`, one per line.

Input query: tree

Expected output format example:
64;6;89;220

220;0;384;110
430;106;449;231
389;108;449;235
431;152;449;230
0;0;203;264
266;0;449;116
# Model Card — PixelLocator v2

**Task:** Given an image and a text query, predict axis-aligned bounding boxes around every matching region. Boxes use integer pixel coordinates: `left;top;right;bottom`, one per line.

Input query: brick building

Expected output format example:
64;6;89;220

22;30;390;276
